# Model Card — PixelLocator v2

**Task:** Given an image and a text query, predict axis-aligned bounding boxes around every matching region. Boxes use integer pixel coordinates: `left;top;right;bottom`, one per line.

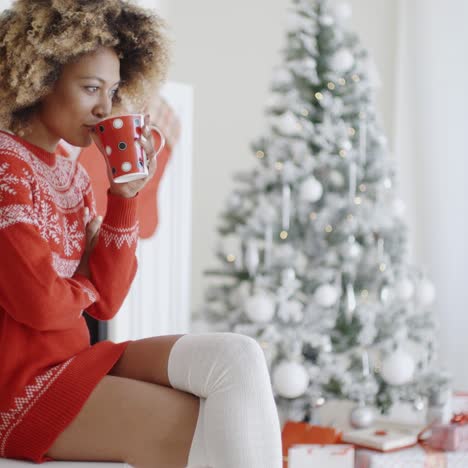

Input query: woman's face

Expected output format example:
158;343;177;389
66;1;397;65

36;46;121;148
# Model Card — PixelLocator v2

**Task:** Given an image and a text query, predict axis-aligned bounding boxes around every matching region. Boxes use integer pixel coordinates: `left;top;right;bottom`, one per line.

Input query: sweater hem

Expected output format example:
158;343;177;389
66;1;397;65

4;340;131;463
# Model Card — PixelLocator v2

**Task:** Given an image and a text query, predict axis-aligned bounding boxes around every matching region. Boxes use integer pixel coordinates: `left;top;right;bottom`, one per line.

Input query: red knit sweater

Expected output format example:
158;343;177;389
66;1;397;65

0;130;138;463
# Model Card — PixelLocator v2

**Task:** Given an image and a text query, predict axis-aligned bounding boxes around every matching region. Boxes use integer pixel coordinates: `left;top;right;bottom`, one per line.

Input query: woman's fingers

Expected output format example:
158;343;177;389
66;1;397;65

83;206;90;225
86;216;103;250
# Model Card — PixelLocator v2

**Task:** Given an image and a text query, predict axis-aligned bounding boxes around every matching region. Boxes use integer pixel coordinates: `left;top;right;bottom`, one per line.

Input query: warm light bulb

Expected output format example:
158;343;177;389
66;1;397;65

256;150;265;159
379;263;387;272
339;149;347;157
309;212;317;220
325;225;333;233
354;196;362;205
327;82;336;90
338;78;346;85
315;92;324;101
227;254;236;263
348;127;356;136
275;161;284;171
359;184;367;192
280;230;288;240
301;109;309;117
352;74;360;82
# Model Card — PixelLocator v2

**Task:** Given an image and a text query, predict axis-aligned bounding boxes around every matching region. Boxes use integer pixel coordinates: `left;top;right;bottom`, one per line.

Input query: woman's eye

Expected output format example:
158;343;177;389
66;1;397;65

85;86;99;93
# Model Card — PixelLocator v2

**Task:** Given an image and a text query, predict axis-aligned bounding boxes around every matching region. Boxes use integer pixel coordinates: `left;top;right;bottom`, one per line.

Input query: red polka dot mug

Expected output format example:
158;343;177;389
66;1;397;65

91;113;165;183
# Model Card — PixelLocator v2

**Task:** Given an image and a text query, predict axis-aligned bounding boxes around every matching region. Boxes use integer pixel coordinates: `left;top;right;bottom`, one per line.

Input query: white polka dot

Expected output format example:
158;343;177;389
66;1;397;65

113;118;124;129
121;162;132;172
106;146;112;155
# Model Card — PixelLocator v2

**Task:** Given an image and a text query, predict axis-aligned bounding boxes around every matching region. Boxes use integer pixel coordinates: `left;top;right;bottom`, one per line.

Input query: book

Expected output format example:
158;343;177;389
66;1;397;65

341;425;419;452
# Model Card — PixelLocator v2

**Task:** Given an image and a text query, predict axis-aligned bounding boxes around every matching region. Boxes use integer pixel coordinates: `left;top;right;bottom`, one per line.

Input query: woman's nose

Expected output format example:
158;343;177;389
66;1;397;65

93;95;113;119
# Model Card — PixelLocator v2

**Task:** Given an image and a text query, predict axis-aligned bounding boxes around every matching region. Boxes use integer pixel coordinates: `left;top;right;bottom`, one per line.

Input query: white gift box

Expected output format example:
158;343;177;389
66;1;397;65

288;444;354;468
453;392;468;413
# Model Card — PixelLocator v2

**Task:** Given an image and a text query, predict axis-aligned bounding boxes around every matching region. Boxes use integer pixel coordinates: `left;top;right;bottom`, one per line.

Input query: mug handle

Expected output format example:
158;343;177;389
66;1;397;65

149;125;166;158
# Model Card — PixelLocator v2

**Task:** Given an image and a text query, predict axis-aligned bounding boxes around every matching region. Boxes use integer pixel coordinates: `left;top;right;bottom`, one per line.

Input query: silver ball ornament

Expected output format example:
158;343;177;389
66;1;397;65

350;404;375;429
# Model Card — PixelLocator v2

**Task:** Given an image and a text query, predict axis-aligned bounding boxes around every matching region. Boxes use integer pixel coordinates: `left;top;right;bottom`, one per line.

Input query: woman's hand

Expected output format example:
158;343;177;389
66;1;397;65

75;207;103;279
107;114;158;199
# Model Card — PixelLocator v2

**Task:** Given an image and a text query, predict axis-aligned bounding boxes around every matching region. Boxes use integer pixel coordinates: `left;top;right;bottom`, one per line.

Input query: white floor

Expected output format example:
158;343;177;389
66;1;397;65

0;461;129;467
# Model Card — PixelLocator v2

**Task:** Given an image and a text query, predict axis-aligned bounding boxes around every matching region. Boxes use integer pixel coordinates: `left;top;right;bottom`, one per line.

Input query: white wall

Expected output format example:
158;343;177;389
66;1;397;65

166;0;398;313
393;0;468;389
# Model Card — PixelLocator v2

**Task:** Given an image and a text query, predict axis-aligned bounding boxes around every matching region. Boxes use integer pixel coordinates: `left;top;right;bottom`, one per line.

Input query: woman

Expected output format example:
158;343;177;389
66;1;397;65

0;1;282;467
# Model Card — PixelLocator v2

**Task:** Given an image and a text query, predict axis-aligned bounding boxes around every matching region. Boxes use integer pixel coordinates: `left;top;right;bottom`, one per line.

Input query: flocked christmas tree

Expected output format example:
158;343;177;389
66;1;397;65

196;0;449;424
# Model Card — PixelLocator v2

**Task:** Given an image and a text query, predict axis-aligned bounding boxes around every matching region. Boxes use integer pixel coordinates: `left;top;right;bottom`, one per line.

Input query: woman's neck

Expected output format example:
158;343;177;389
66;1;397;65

18;117;60;153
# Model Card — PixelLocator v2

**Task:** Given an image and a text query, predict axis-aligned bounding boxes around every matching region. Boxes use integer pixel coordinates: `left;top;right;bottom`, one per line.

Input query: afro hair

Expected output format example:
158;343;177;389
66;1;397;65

0;0;170;132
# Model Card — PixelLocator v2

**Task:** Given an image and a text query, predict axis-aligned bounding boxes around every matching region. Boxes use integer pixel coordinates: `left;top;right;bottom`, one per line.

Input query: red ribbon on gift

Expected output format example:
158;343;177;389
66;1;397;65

451;413;468;425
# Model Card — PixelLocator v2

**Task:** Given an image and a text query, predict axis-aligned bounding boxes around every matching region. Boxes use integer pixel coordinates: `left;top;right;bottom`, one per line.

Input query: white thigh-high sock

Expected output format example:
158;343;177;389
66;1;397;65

167;332;282;468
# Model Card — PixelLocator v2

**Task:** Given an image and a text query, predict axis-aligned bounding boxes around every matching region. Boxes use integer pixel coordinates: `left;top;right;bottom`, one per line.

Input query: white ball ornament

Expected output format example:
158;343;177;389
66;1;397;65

244;292;275;323
314;284;340;308
416;278;436;307
381;349;416;386
299;177;323;203
329;170;345;188
392;198;406;218
331;2;352;23
395;277;415;301
320;14;335;26
329;49;354;73
273;361;309;399
275;112;301;136
342;237;362;260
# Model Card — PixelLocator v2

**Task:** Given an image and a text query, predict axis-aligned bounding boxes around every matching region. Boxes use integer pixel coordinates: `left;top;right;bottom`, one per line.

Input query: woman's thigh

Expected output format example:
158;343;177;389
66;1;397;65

108;334;184;387
46;374;199;468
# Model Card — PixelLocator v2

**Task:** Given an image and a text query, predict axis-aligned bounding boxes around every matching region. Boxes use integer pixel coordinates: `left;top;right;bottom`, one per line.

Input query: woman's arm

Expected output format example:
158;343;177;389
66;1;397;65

83;190;139;321
0;154;100;331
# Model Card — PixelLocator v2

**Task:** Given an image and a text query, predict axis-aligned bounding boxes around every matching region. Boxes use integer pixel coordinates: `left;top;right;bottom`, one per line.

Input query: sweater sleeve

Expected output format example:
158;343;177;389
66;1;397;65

84;190;139;321
0;154;100;331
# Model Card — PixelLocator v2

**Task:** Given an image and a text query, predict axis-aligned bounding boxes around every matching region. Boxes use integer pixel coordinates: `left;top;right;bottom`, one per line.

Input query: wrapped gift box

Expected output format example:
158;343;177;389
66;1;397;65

426;414;468;451
288;444;354;468
453;393;468;413
281;421;342;468
355;445;468;468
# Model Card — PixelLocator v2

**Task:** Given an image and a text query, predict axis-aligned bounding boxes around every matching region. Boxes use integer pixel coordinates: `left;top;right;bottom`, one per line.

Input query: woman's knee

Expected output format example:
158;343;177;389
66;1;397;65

206;333;269;385
220;332;266;366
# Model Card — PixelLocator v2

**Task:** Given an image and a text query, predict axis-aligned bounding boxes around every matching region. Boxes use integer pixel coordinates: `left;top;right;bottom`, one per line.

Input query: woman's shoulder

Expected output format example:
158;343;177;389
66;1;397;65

0;130;35;173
